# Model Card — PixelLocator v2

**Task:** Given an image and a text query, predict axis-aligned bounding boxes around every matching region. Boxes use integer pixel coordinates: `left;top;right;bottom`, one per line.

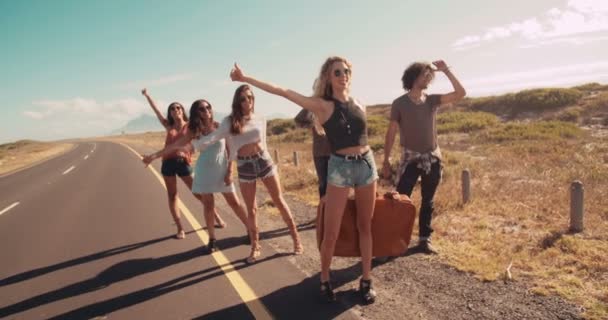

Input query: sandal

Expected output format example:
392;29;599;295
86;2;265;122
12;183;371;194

294;243;304;255
246;245;261;264
202;238;217;255
359;279;377;304
320;281;336;303
175;230;186;239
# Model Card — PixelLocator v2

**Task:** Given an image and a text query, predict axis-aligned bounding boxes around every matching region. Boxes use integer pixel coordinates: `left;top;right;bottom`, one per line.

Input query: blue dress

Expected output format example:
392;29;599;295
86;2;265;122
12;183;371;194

191;139;235;194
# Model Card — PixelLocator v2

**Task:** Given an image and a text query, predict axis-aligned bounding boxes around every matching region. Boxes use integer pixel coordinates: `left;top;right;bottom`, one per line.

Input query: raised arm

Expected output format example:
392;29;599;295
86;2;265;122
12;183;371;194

230;63;327;115
141;88;169;128
433;60;466;106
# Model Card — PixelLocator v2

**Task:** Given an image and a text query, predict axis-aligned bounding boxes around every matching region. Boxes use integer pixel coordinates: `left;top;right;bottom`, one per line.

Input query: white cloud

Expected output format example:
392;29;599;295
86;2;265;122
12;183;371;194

120;73;194;90
453;0;608;50
21;97;148;138
22;111;46;119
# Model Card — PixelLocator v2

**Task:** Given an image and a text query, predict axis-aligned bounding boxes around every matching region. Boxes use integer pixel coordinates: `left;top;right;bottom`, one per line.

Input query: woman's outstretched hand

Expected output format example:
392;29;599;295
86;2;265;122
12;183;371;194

141;88;148;96
230;63;245;82
142;154;154;167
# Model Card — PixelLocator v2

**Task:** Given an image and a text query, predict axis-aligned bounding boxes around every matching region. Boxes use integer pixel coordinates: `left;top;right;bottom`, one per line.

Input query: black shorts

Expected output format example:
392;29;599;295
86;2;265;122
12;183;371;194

161;157;192;177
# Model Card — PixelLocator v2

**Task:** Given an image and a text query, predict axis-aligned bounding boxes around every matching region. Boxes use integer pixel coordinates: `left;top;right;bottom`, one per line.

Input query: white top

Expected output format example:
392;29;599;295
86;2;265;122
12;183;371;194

191;115;267;160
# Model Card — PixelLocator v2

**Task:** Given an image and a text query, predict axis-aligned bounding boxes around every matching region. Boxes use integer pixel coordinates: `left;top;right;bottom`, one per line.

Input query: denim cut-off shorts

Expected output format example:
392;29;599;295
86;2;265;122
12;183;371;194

327;150;378;188
236;150;277;183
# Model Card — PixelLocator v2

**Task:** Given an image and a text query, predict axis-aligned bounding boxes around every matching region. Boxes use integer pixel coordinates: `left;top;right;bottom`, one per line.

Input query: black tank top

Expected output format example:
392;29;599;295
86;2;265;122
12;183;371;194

322;98;368;152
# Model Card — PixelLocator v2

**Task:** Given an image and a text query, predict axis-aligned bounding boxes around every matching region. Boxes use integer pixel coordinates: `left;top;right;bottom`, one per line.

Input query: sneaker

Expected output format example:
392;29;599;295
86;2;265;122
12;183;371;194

203;238;218;255
359;279;376;304
417;240;438;255
320;281;336;303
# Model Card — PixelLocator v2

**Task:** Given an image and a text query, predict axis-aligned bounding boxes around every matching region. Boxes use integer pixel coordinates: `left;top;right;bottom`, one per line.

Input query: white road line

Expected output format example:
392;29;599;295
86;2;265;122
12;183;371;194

62;166;76;175
0;202;20;216
84;155;89;160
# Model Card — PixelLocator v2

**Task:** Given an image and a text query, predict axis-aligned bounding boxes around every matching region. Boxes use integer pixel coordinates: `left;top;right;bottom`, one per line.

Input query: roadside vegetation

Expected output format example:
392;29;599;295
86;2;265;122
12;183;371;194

0;140;73;175
105;83;607;319
267;84;608;320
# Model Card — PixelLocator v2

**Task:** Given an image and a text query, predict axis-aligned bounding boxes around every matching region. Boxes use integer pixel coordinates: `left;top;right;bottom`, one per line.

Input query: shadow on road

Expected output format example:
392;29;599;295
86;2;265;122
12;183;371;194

0;234;173;288
196;263;363;320
41;253;289;320
0;246;205;318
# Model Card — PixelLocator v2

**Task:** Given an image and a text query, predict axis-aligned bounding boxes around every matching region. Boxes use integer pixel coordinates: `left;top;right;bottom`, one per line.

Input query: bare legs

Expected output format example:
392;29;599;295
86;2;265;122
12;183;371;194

320;181;376;282
262;174;303;254
239;181;260;262
181;175;226;228
163;176;186;239
239;173;302;263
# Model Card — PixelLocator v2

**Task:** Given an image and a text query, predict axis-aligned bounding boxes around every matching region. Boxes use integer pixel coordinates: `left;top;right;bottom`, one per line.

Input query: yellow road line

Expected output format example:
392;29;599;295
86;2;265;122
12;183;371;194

120;143;273;320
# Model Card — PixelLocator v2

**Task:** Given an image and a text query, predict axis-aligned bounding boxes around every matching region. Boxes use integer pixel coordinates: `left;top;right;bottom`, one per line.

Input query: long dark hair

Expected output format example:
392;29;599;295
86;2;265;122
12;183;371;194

188;99;217;137
166;102;188;126
230;84;255;134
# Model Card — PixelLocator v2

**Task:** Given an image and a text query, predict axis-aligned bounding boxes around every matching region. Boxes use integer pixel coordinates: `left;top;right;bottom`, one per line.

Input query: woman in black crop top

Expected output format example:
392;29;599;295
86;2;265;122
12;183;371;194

230;57;378;304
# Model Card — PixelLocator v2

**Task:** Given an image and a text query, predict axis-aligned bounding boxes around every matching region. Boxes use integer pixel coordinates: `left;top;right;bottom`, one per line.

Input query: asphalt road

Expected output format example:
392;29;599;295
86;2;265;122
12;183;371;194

0;141;359;319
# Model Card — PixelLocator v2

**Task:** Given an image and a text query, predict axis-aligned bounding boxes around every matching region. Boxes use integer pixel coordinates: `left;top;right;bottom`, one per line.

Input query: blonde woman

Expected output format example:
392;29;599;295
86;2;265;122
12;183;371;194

230;57;378;304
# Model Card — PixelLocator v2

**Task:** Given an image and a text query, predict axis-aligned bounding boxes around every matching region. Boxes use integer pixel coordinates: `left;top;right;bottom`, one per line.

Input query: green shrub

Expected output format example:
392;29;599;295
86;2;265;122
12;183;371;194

587;92;608;112
367;114;390;138
280;128;309;143
556;108;582;123
437;111;500;134
470;88;583;117
479;121;582;142
268;119;296;135
572;82;608;92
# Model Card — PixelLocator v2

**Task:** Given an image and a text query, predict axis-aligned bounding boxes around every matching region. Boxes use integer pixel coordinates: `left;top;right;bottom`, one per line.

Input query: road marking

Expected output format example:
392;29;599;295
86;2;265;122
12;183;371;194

0;202;20;216
120;143;272;320
84;155;89;160
62;166;75;175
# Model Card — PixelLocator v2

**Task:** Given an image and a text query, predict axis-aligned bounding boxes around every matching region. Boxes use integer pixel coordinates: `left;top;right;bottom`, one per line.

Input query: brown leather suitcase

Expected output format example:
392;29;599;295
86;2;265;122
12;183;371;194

316;193;416;257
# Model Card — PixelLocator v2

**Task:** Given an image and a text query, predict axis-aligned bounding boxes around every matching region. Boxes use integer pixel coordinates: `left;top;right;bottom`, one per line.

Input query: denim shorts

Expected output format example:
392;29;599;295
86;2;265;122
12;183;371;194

327;150;378;188
236;150;277;183
161;157;192;177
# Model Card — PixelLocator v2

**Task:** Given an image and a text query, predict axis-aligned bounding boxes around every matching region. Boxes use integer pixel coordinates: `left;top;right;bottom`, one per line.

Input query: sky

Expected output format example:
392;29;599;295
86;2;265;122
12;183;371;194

1;0;607;143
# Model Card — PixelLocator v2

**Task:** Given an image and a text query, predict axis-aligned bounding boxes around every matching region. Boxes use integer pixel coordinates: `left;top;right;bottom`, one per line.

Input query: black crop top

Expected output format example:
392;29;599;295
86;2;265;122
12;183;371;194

321;98;368;152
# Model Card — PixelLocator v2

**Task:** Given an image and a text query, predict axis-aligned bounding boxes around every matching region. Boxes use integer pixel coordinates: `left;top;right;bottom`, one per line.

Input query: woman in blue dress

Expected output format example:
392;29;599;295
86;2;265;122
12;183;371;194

143;99;250;254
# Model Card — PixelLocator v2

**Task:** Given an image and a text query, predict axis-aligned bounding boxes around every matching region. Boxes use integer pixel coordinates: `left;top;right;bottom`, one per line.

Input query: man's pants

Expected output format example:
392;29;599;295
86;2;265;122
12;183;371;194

396;161;442;240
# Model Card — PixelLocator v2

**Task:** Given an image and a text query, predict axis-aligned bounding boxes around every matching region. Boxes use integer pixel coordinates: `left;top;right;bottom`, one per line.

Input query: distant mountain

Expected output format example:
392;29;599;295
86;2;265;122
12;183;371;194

110;114;161;135
110;112;229;135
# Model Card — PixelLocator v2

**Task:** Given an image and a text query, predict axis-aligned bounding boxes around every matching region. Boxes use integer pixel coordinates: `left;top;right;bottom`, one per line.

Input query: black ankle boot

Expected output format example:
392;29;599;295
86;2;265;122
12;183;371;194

359;279;376;304
320;281;336;303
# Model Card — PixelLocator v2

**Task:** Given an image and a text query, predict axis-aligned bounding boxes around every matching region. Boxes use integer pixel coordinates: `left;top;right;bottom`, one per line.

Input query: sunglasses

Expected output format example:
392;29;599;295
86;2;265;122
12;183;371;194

239;94;254;103
333;68;351;78
198;104;212;112
169;106;182;111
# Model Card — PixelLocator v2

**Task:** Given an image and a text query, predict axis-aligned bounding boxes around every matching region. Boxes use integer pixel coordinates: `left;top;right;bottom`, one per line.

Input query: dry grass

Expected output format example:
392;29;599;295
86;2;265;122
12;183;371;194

0;140;74;175
104;87;608;319
268;98;607;319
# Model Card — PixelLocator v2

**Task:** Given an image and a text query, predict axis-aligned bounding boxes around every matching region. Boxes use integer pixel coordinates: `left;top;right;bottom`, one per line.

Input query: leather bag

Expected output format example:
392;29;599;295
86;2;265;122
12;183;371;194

316;193;416;257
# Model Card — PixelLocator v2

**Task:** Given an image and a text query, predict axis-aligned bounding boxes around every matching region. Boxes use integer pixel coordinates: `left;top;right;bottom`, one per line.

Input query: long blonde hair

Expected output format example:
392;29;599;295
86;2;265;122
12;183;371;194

312;56;353;135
